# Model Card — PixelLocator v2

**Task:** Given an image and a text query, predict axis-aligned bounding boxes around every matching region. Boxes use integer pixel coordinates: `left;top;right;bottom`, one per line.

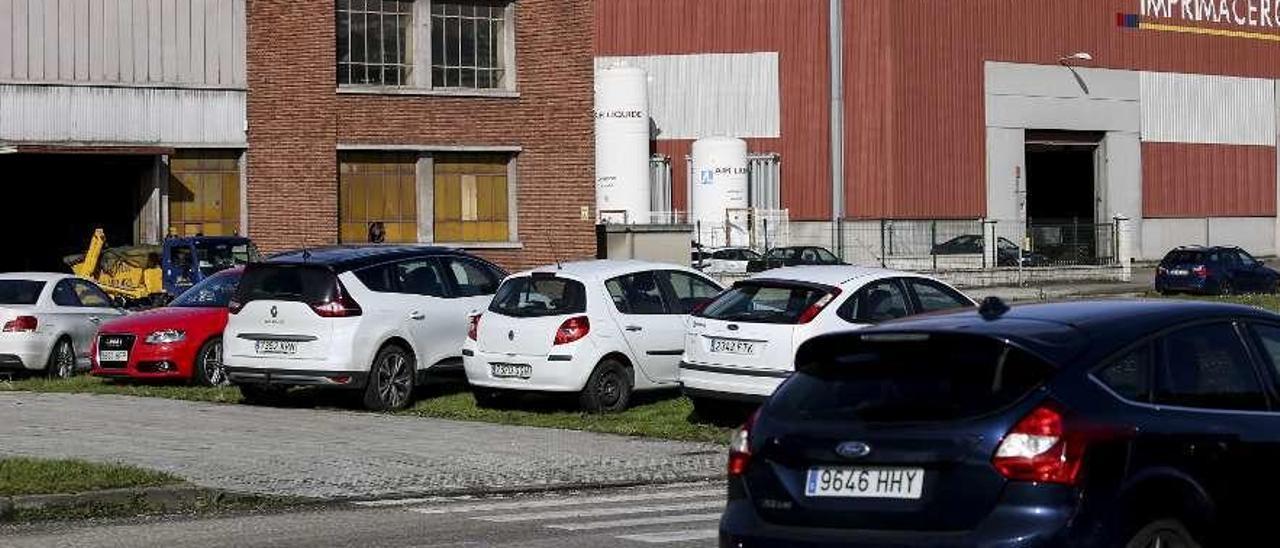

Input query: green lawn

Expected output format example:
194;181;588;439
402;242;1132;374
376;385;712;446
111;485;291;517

0;457;180;497
1159;291;1280;312
0;375;241;403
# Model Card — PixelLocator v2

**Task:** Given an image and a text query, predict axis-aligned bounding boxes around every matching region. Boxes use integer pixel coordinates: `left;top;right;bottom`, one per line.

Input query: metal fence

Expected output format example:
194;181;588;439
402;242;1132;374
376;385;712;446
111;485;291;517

826;219;1119;270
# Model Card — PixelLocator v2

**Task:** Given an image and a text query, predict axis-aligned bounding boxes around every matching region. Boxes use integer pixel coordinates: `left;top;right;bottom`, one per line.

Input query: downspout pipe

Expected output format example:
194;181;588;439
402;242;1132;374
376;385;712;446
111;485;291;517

829;0;845;256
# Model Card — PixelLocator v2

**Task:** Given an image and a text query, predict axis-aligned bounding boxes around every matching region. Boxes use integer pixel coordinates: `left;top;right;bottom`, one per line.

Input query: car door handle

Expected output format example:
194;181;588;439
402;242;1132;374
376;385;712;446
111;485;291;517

409;312;425;321
625;325;643;332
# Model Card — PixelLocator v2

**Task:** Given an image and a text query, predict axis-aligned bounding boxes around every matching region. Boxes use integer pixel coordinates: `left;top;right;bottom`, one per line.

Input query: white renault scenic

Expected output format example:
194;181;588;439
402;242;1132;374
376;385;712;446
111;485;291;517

680;266;974;415
463;261;723;413
224;246;506;411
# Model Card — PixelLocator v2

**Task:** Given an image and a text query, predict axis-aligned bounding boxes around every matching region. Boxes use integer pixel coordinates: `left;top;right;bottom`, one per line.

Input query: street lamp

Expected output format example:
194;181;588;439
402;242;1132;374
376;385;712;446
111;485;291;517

1057;52;1094;95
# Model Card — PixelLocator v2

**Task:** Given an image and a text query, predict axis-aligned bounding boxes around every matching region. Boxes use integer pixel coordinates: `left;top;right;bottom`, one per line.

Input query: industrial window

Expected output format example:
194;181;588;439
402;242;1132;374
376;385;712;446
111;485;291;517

339;153;419;244
337;0;415;86
169;151;241;237
433;154;511;242
337;0;515;91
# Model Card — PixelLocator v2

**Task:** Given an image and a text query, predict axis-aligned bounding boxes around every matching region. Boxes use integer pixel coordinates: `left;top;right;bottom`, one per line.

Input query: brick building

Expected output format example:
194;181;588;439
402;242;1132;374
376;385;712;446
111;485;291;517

0;0;594;273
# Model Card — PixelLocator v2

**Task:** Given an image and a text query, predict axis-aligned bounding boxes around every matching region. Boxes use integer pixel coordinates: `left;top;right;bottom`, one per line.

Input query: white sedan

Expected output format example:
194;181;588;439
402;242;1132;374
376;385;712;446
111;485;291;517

0;273;125;378
679;266;975;414
463;260;724;413
693;247;762;275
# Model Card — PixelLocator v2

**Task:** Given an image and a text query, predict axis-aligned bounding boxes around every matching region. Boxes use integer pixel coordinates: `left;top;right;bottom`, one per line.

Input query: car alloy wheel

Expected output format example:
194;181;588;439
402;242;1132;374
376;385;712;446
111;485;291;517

366;346;414;411
1127;519;1200;548
50;340;75;379
199;339;228;386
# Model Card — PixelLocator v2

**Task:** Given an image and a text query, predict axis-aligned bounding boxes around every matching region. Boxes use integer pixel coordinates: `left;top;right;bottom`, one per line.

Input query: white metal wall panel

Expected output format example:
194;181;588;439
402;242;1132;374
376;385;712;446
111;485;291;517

1140;72;1276;146
0;84;246;145
0;0;244;88
595;53;781;140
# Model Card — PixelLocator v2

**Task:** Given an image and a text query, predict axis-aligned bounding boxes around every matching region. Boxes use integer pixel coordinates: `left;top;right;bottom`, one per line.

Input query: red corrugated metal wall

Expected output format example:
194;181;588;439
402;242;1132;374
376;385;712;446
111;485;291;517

855;0;1280;219
1143;144;1277;217
594;0;830;220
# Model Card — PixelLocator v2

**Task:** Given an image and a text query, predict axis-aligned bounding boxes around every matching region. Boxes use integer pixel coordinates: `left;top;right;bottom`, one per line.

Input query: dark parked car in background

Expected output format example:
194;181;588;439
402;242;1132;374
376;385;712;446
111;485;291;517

1155;245;1278;296
746;246;844;273
931;234;1048;267
721;299;1280;547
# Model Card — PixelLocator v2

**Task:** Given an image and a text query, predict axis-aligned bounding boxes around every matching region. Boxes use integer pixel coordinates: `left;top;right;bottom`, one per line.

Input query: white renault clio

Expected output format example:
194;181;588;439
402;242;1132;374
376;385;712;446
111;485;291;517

680;266;974;415
224;246;506;411
463;261;723;413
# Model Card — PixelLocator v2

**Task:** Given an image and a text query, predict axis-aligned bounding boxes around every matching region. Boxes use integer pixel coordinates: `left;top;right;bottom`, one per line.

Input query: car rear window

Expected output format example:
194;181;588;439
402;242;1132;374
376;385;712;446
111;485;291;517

698;282;829;325
0;280;45;305
235;264;338;305
1163;250;1205;264
769;333;1055;423
489;275;587;318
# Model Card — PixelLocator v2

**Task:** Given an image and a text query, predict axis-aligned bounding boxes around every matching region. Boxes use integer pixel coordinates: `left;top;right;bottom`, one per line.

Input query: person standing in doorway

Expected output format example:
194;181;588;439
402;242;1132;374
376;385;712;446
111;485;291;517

368;222;386;244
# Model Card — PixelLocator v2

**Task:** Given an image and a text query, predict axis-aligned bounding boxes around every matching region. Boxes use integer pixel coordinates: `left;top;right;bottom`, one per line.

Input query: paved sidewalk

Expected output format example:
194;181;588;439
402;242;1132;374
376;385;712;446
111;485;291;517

0;393;723;500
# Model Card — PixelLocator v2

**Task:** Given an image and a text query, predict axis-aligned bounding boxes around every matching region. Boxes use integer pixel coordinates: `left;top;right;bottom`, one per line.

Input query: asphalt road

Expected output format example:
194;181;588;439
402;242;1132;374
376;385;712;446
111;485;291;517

1;482;725;548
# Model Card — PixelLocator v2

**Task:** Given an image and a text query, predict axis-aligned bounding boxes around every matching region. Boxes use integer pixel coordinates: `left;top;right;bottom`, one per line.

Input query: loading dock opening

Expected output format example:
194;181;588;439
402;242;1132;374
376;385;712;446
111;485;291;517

0;153;158;273
1024;131;1105;264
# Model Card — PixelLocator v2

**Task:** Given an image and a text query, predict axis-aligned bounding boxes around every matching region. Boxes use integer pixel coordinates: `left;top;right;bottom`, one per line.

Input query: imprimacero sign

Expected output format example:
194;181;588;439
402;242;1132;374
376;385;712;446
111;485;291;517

1140;0;1280;28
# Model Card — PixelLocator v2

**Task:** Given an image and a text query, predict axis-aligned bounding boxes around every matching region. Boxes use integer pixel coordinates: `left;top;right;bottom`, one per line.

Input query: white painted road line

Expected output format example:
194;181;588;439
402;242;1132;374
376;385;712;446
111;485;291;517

353;496;471;508
545;512;722;531
404;489;722;514
617;528;720;544
472;500;723;522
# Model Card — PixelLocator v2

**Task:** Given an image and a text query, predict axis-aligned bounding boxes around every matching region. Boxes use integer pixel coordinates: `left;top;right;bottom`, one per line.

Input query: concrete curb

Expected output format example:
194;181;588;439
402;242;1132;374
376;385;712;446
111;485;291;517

334;473;727;504
0;484;265;522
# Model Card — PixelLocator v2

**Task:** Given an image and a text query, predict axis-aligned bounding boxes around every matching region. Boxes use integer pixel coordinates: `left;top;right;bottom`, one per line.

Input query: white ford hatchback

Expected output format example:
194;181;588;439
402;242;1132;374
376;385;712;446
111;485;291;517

463;261;723;413
224;246;506;411
680;266;974;414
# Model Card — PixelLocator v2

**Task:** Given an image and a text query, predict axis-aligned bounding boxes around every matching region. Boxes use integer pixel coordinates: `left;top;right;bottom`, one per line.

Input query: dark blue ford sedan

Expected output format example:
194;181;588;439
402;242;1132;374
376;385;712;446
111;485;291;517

721;299;1280;547
1154;245;1278;296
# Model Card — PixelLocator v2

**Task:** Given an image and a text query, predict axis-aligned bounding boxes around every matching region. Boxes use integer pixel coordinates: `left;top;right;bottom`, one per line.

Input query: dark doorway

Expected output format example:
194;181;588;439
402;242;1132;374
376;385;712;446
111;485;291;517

1024;131;1103;265
0;154;152;273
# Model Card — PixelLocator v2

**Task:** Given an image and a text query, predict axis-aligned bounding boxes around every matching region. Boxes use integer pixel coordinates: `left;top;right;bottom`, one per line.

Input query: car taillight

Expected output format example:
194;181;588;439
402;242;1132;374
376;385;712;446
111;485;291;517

313;282;363;318
797;288;842;324
993;404;1087;485
553;316;590;345
728;409;760;477
1157;266;1168;275
468;313;482;341
1193;265;1208;278
2;316;37;333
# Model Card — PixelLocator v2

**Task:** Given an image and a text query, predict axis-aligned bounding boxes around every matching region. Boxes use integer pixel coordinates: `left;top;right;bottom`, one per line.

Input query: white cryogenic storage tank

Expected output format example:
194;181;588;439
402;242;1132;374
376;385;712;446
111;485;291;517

690;136;749;246
594;65;651;224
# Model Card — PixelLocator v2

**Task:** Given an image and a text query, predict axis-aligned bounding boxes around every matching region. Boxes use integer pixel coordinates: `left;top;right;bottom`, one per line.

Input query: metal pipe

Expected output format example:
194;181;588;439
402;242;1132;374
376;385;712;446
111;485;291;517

829;0;845;257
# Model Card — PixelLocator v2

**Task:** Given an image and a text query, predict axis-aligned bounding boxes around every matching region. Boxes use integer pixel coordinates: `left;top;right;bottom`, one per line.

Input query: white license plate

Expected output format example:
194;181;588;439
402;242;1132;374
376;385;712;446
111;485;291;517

97;350;129;362
710;339;757;355
1170;269;1189;276
492;363;532;379
254;340;298;355
805;467;925;499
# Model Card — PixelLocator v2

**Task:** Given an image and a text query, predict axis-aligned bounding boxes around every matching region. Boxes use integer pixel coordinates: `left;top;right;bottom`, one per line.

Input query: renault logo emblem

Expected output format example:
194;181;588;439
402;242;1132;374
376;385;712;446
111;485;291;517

508;330;515;341
270;305;278;318
835;441;872;459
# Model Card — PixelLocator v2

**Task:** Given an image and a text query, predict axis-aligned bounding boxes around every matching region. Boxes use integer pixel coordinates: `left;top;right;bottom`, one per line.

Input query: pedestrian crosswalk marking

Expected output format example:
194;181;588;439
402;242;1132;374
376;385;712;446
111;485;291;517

546;512;721;531
401;488;721;514
617;529;719;543
473;500;722;522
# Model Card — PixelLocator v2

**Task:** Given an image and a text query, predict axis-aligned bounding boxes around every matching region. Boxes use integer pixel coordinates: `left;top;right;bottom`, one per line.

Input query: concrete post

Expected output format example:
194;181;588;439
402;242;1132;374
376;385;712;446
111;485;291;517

1114;214;1133;282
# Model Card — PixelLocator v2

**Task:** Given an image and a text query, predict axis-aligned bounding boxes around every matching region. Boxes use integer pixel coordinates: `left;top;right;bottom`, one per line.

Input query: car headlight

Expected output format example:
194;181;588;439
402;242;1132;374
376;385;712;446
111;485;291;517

145;329;186;345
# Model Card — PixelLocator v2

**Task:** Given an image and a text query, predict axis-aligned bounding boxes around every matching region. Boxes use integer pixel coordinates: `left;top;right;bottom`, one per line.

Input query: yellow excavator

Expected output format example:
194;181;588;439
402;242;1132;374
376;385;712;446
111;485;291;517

66;229;259;307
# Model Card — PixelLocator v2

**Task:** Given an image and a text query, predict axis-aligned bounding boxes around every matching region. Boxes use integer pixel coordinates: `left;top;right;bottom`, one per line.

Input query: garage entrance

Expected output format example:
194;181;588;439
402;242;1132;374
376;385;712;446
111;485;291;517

0;153;157;273
1024;131;1106;264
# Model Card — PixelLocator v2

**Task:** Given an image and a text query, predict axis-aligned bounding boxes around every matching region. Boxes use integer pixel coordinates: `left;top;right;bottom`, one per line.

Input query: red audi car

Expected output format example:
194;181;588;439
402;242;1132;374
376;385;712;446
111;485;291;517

91;268;241;386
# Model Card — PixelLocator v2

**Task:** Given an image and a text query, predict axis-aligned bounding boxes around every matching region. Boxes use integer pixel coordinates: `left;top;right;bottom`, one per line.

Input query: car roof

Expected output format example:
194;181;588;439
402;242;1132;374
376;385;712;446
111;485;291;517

746;265;927;287
516;260;700;282
0;272;75;282
856;299;1277;366
266;245;472;272
1168;245;1238;252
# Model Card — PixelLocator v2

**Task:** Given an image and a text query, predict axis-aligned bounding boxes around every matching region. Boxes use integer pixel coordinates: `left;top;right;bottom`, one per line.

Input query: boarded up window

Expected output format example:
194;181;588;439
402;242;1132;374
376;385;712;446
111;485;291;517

433;154;509;242
169;151;241;237
339;153;419;243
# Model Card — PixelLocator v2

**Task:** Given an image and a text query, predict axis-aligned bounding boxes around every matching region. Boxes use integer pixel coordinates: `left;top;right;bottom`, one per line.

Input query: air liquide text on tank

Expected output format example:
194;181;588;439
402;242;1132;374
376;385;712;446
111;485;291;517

691;137;750;246
594;65;651;224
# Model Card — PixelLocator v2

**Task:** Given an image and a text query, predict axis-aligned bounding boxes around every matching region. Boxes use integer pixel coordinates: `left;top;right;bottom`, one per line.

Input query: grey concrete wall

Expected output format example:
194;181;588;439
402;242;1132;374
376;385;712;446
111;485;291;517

1141;217;1278;258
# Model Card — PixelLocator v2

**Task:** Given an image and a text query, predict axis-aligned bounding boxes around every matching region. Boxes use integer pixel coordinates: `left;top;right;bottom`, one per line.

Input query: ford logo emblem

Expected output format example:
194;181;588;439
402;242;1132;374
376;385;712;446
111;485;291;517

835;441;872;459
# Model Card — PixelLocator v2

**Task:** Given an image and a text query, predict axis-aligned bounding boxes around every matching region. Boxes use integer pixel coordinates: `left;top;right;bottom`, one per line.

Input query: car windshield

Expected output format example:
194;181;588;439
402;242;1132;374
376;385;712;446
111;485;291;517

1163;250;1206;264
196;242;260;276
770;334;1054;423
172;270;241;308
0;280;45;305
489;276;587;318
698;282;829;324
765;248;796;260
742;249;762;260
